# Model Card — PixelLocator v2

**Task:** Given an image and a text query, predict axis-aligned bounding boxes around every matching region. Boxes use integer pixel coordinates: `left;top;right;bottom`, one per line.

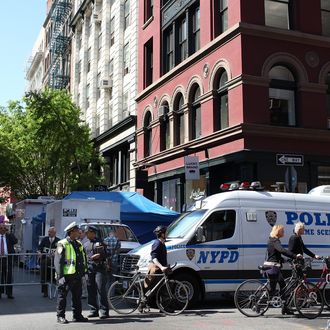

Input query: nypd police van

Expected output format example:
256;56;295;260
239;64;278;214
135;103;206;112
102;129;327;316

122;186;330;303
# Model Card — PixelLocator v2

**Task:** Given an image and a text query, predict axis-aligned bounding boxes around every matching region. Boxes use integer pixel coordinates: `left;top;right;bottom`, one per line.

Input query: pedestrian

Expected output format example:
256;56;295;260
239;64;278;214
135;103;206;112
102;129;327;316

288;222;320;260
265;224;299;315
0;223;17;299
78;228;88;299
37;226;60;297
103;229;121;289
54;222;88;324
83;225;109;319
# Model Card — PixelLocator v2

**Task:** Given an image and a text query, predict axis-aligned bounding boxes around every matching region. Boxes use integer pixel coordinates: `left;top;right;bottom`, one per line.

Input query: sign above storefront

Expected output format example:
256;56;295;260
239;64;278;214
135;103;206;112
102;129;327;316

184;156;200;180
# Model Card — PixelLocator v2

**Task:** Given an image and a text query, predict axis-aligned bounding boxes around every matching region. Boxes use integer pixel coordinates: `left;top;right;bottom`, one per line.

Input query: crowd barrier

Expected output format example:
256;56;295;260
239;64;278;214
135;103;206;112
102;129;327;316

0;253;56;299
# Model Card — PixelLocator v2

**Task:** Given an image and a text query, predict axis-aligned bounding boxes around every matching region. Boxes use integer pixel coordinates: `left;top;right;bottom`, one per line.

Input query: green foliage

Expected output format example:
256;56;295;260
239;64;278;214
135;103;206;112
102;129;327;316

0;89;103;199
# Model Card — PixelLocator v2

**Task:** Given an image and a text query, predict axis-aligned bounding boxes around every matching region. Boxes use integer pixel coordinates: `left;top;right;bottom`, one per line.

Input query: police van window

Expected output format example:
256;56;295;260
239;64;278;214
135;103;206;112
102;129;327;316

202;210;236;241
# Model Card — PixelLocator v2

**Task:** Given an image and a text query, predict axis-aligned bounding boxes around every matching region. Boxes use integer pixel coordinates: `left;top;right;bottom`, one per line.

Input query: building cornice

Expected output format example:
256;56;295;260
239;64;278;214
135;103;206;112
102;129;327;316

136;123;330;168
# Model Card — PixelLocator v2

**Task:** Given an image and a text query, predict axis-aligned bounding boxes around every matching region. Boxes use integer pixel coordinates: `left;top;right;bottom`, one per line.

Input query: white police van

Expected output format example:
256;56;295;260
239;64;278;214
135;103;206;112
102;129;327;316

122;186;330;303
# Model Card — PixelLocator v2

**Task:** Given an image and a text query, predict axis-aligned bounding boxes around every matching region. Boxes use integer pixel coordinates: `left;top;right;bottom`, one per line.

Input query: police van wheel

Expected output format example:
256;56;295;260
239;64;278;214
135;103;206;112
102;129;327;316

173;273;200;305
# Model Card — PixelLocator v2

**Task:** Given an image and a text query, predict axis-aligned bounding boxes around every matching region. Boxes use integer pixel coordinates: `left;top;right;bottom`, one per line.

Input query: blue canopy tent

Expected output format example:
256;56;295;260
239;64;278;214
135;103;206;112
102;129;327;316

64;191;179;243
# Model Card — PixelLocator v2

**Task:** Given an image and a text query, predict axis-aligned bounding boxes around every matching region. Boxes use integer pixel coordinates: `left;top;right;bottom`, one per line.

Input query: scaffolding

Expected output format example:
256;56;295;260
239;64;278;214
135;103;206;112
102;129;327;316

48;0;72;89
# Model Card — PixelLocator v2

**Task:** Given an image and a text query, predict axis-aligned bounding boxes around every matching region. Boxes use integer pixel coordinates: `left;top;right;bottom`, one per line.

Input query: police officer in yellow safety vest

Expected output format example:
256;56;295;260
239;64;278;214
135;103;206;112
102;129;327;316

54;222;88;324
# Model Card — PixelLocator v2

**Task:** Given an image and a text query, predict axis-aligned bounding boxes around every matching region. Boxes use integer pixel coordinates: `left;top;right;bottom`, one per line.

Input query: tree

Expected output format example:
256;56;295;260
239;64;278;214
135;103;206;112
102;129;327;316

0;89;103;199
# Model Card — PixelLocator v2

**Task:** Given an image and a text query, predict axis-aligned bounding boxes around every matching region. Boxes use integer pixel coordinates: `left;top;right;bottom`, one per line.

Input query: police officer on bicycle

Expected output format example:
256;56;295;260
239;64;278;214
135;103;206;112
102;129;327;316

54;222;88;324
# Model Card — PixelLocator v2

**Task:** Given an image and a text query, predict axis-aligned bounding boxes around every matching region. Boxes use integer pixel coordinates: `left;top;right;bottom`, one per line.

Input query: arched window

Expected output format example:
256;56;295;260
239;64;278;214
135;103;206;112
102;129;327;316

159;102;170;151
189;85;202;140
269;65;296;126
174;93;185;146
214;70;228;131
144;111;152;157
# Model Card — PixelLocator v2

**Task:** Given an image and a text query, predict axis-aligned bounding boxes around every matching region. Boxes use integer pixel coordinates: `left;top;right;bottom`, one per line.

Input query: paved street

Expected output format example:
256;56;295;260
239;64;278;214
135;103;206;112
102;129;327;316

0;285;329;330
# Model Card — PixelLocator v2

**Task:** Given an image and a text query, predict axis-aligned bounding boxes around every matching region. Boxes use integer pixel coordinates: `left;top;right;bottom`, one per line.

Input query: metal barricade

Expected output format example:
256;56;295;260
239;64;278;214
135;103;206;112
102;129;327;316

0;253;57;299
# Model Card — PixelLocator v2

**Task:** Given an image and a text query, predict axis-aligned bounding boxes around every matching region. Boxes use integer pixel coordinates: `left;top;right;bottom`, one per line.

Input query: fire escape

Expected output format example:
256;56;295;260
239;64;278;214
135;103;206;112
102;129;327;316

48;0;72;89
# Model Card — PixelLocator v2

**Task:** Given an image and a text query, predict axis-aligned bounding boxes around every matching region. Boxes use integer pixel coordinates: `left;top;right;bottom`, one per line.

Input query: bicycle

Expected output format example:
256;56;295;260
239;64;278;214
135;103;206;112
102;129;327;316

107;263;189;316
310;256;330;309
234;258;324;319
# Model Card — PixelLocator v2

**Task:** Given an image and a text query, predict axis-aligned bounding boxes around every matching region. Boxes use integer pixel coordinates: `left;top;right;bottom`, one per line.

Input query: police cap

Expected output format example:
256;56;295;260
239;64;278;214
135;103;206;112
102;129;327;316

86;225;98;233
64;221;79;234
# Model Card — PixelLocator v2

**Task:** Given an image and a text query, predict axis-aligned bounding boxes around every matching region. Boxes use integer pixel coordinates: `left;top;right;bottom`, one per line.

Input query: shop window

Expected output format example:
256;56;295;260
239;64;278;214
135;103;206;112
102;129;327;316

318;166;330;185
269;65;296;126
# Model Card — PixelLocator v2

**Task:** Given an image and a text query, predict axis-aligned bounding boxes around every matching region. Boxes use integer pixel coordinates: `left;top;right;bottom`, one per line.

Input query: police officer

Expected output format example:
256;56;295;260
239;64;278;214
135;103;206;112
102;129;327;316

37;226;60;297
54;222;88;324
83;225;109;319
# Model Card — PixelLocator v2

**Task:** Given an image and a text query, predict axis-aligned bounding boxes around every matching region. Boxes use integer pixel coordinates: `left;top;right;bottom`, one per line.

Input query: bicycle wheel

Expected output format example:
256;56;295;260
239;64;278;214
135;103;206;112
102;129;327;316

156;280;189;316
234;279;270;317
108;280;142;314
322;282;330;309
294;282;324;319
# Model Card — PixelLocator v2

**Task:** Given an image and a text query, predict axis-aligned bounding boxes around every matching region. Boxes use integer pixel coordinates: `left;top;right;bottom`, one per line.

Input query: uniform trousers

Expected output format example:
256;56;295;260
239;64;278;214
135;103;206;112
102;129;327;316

56;276;83;318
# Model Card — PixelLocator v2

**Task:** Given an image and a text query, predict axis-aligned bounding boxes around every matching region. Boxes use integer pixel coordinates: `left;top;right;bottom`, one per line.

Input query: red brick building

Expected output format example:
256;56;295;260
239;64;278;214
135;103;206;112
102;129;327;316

136;0;330;212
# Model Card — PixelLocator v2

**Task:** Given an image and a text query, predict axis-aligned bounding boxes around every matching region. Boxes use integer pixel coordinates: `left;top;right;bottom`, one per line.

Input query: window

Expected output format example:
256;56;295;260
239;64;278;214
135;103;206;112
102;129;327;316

123;92;129;117
110;17;115;45
86;84;90;108
98;33;102;60
123;43;129;75
97;72;101;100
124;0;130;30
214;70;229;131
190;85;202;140
77;60;82;83
202;210;236;242
326;73;330;128
321;0;330;36
162;2;200;74
318;166;330;185
219;0;228;34
95;113;100;136
178;17;188;62
160;103;170;151
87;47;91;72
174;94;185;146
164;26;174;72
109;59;114;100
144;111;152;157
144;38;153;88
264;0;293;29
192;6;200;52
145;0;154;22
268;65;296;126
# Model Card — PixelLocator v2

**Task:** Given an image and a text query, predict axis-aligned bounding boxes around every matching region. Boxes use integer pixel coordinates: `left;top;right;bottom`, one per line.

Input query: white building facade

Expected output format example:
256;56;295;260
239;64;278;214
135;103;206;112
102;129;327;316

70;0;138;192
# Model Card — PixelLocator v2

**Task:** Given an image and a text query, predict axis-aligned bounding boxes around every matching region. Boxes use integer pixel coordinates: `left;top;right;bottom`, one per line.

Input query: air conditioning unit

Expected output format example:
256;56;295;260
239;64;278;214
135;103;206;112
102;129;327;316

93;13;102;23
158;105;168;118
99;79;113;89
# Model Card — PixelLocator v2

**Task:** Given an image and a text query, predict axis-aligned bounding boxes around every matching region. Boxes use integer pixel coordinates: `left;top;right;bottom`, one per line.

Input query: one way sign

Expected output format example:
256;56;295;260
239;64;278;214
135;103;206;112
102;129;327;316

276;154;304;166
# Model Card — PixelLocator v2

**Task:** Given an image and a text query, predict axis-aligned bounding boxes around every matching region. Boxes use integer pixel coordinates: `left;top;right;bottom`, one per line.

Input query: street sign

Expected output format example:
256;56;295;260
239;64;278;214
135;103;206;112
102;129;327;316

276;154;304;166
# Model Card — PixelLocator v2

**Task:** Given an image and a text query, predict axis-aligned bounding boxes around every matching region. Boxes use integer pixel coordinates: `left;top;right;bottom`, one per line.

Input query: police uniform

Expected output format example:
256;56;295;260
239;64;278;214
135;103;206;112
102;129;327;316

84;225;109;319
38;235;60;296
54;222;88;324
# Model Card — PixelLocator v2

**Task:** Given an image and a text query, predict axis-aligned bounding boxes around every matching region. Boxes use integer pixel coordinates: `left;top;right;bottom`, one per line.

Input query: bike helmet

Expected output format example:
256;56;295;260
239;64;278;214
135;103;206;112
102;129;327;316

153;225;167;235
